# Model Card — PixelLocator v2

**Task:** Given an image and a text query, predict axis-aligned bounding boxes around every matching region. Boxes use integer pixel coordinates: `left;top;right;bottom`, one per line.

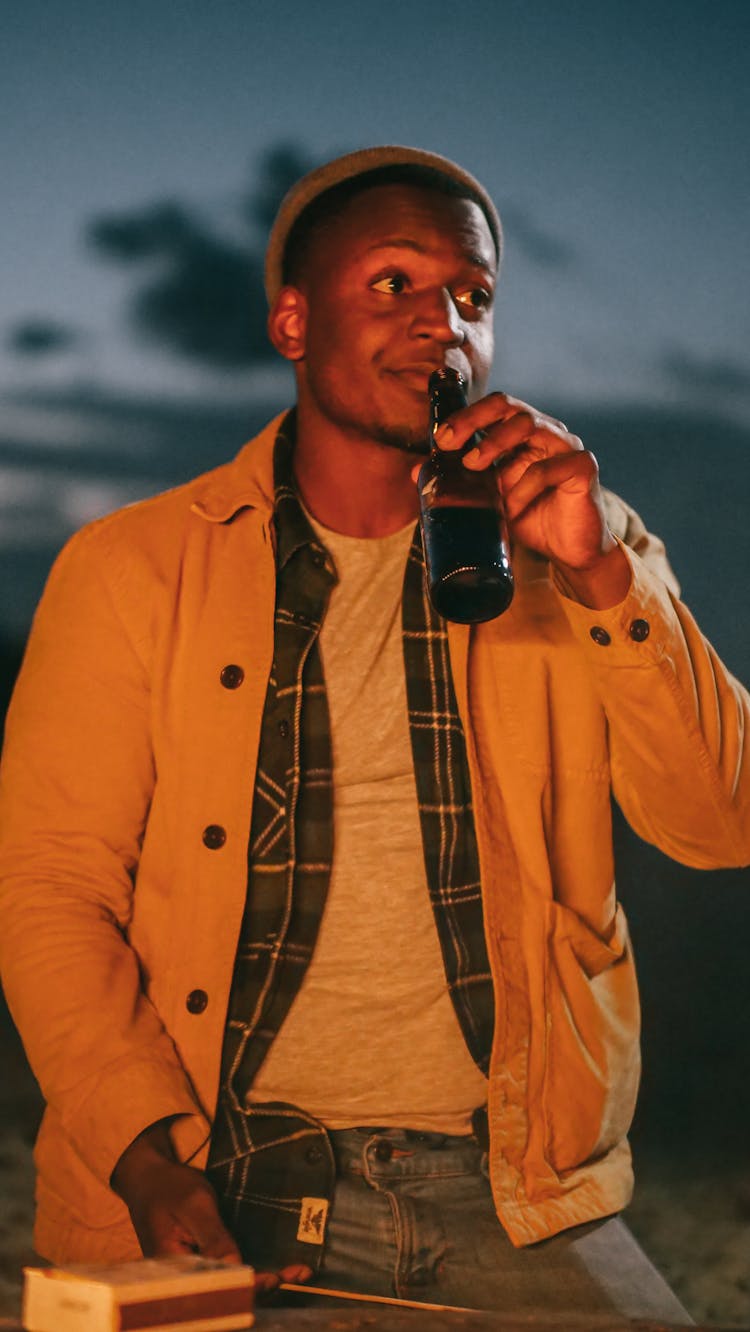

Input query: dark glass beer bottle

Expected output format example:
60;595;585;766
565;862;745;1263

418;368;514;623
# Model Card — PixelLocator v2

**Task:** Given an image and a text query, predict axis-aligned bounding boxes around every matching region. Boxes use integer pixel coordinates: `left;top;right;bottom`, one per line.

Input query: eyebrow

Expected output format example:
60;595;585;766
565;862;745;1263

364;237;495;276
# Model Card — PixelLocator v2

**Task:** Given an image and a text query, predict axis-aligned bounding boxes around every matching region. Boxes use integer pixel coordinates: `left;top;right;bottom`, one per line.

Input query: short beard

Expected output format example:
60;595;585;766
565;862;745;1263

371;424;431;456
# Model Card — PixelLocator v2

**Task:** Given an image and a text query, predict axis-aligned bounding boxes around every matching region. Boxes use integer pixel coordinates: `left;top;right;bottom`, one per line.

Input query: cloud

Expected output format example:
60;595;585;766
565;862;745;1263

661;348;750;399
84;144;319;369
241;143;320;233
499;204;578;271
6;319;82;357
86;204;271;367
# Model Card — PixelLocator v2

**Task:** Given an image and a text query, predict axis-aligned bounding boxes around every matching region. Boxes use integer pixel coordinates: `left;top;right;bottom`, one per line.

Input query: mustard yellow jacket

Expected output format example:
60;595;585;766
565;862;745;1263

1;414;749;1263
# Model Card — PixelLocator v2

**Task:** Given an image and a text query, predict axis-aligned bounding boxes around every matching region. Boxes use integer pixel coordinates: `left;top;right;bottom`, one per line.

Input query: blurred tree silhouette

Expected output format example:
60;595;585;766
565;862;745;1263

241;143;315;233
85;143;319;367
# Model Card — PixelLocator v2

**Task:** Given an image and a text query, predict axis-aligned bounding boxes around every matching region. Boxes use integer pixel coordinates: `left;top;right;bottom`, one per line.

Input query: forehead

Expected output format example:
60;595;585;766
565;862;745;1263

302;183;497;279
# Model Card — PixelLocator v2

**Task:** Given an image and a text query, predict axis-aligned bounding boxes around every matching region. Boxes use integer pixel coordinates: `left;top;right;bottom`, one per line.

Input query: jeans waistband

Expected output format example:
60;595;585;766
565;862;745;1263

327;1124;485;1179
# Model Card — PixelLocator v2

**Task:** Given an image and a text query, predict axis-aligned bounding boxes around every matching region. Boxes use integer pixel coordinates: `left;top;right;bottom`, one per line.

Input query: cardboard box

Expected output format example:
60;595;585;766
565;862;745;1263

22;1255;255;1332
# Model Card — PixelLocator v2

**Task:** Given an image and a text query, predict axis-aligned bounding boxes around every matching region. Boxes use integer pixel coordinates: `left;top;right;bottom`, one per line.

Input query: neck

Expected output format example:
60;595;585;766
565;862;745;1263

292;400;422;538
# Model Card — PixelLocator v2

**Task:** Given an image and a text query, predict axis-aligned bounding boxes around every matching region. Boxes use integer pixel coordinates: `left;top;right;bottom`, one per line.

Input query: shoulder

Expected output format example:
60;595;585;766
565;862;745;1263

31;413;286;657
52;410;284;572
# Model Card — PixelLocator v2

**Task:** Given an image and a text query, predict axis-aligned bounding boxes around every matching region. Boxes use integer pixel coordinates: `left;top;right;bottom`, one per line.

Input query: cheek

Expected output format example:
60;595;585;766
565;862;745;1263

469;326;494;388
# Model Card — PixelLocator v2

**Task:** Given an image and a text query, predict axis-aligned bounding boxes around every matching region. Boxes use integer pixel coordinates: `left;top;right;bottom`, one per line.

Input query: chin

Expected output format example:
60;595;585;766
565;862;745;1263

375;421;431;456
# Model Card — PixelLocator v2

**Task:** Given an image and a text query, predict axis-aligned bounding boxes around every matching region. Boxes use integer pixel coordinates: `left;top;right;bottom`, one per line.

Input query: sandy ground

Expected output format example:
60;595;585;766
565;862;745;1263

0;1093;747;1326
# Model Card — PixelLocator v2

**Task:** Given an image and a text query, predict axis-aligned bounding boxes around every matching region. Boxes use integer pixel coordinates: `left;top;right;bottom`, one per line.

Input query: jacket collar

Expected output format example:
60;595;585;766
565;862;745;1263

189;409;293;524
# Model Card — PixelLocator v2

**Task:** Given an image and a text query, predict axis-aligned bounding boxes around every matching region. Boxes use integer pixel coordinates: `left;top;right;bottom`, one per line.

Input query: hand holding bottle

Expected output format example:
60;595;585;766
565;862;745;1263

418;385;631;611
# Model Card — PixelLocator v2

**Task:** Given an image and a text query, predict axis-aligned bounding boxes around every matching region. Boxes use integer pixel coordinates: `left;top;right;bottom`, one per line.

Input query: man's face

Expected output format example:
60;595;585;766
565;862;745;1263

284;183;497;453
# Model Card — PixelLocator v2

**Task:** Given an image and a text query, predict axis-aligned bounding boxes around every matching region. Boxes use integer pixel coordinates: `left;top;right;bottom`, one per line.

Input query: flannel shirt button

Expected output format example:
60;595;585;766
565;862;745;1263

278;719;290;739
589;625;611;646
373;1139;393;1162
310;549;325;568
629;618;650;642
186;988;208;1014
202;824;226;850
305;1145;324;1164
220;664;244;689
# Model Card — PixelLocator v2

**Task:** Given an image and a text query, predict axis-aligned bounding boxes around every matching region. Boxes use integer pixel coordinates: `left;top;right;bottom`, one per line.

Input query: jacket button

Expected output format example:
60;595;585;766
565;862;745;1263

373;1139;393;1162
278;719;290;739
629;618;650;642
589;625;611;646
186;989;208;1014
305;1145;324;1164
220;664;245;689
202;824;226;850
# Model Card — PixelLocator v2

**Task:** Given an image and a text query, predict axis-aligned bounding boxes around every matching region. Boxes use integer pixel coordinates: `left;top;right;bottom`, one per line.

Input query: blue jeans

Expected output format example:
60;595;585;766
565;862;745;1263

281;1126;692;1324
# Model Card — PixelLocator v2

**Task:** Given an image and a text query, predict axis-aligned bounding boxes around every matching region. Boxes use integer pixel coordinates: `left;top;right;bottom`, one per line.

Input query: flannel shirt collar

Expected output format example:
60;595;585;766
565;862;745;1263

271;411;336;577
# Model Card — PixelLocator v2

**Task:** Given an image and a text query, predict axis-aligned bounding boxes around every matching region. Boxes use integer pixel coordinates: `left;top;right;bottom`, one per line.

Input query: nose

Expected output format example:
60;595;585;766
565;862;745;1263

410;287;465;346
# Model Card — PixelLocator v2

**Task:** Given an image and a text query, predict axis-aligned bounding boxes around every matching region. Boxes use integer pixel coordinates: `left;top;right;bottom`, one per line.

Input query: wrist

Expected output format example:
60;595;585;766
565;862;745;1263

553;538;631;610
111;1119;176;1199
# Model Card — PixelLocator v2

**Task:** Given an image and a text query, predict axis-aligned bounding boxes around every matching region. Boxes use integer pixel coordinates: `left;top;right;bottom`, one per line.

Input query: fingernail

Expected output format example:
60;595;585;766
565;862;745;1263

463;447;481;466
434;424;453;447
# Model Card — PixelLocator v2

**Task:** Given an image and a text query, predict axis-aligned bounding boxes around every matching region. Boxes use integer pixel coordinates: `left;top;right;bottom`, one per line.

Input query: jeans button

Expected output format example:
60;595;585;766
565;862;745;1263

374;1139;393;1162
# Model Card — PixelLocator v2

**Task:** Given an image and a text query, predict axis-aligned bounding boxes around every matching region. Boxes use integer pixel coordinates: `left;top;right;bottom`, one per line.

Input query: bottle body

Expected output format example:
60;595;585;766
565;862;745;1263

418;369;513;624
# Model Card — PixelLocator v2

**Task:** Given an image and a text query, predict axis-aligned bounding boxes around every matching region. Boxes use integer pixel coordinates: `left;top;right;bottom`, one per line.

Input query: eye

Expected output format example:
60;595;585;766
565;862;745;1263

455;286;493;313
370;272;410;295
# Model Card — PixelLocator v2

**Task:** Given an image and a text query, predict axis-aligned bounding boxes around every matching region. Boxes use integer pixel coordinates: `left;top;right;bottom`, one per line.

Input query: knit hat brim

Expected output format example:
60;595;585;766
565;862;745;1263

264;144;502;304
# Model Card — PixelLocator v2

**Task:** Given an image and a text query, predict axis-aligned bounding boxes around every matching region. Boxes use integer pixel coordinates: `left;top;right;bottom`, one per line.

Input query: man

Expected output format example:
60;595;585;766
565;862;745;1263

1;146;748;1320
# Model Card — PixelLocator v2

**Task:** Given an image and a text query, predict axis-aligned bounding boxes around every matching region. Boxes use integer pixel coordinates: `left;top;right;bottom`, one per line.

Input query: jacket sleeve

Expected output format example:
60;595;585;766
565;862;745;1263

0;523;203;1188
554;493;750;869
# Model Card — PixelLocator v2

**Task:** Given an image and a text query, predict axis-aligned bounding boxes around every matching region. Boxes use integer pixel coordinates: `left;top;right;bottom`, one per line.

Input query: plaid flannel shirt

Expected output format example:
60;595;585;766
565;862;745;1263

207;417;493;1270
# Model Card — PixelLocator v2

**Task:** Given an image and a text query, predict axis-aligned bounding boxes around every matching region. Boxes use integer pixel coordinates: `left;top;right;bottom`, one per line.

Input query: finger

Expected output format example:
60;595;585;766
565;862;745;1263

279;1264;314;1283
504;450;599;522
434;392;569;452
494;391;569;434
433;391;517;449
462;416;581;473
255;1271;282;1294
178;1189;243;1262
254;1263;314;1300
189;1214;242;1262
142;1221;207;1257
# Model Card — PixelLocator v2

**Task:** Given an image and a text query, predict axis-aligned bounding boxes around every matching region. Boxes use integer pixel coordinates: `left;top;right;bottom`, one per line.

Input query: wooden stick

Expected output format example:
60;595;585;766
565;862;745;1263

279;1281;477;1313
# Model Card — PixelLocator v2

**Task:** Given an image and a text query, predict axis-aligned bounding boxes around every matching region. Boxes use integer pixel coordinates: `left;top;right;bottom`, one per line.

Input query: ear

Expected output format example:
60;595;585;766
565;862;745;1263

268;286;307;362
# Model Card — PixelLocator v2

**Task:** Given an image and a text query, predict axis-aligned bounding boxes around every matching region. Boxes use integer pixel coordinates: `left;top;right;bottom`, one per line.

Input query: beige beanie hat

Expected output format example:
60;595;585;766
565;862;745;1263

264;144;502;304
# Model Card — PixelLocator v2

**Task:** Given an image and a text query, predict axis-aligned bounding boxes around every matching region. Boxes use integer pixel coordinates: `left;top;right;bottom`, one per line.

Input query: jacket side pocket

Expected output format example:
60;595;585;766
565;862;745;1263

542;901;641;1174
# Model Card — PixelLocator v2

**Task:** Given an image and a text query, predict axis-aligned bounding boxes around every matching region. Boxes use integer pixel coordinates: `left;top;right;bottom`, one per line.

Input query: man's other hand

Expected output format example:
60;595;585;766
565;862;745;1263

111;1120;241;1261
111;1120;313;1292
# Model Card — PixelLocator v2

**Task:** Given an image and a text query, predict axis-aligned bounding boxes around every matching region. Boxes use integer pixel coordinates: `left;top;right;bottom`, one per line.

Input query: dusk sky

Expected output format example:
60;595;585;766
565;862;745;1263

1;0;749;644
1;9;750;1305
3;0;749;411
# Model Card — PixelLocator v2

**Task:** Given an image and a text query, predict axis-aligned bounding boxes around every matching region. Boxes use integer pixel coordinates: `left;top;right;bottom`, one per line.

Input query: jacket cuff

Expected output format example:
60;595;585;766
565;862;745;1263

551;540;677;669
60;1047;208;1187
